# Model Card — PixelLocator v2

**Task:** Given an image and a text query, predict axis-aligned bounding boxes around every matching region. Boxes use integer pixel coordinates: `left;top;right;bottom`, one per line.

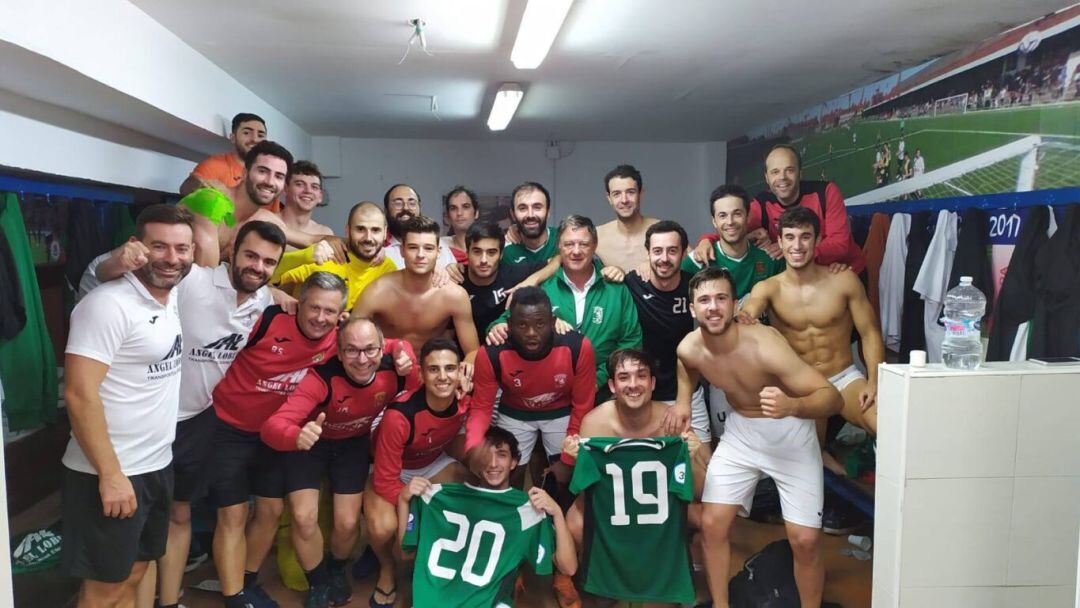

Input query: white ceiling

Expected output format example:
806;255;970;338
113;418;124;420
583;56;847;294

132;0;1068;142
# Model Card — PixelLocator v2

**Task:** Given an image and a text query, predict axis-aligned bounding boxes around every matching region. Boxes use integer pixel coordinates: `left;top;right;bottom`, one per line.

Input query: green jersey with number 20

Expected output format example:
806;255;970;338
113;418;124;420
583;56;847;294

570;436;695;604
402;483;555;607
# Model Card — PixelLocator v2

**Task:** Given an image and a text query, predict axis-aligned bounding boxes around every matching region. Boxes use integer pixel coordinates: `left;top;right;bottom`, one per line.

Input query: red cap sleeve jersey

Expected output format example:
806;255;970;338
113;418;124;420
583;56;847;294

469;333;596;464
260;339;420;451
746;182;865;273
212;306;338;432
371;390;470;504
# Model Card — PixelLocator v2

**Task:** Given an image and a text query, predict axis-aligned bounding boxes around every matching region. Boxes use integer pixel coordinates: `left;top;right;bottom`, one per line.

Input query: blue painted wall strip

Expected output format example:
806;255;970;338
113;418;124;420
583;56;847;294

0;176;133;204
846;187;1080;216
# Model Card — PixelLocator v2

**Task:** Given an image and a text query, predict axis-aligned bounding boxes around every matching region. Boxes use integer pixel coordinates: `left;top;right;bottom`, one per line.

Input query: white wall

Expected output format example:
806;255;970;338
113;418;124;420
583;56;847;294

0;92;195;193
0;0;310;157
316;138;726;240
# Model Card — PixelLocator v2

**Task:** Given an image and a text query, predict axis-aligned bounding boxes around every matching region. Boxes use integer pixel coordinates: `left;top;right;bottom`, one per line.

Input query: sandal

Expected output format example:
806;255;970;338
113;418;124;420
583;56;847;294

369;584;397;608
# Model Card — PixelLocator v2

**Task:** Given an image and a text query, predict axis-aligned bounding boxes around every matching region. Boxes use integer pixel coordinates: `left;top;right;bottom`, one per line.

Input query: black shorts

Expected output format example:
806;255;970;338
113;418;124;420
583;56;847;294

207;415;285;508
173;407;216;502
61;466;172;583
283;435;371;495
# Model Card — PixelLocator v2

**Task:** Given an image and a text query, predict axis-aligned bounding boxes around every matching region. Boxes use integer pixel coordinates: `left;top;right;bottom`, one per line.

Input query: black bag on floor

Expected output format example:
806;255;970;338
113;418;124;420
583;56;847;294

728;540;800;608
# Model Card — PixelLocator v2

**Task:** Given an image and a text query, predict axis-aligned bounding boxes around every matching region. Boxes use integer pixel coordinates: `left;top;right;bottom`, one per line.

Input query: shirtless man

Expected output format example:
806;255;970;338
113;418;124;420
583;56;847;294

739;206;883;452
352;215;479;364
595;164;659;271
279;160;334;246
566;348;708;503
676;266;843;608
562;348;708;608
184;140;345;268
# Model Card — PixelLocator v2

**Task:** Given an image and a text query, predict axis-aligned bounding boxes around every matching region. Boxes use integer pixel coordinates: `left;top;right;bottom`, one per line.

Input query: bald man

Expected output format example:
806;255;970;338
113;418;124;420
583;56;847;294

277;202;396;310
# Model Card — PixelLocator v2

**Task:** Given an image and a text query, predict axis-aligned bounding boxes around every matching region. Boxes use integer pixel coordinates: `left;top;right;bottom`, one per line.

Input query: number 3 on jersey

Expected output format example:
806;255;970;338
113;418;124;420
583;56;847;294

605;461;669;525
428;511;505;586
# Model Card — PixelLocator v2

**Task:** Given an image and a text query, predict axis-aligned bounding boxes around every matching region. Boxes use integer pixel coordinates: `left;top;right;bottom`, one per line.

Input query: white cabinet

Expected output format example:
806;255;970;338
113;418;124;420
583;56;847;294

873;362;1080;607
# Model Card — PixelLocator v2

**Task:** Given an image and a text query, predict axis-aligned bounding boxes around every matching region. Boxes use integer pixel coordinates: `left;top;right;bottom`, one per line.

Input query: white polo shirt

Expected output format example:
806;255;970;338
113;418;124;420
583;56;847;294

63;273;184;476
177;264;273;421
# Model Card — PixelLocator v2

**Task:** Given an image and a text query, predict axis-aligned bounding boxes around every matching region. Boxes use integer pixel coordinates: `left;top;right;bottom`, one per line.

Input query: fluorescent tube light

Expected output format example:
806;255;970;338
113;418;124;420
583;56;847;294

510;0;573;69
487;84;524;131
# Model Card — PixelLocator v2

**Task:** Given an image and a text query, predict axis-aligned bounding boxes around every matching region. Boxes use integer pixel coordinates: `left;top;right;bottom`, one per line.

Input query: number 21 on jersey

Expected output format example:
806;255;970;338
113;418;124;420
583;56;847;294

605;461;669;526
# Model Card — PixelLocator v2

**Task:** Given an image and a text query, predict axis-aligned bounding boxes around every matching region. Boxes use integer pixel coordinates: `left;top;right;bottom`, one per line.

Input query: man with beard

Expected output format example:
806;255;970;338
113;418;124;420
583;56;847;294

623;221;710;443
60;205;194;607
691;145;864;274
209;272;346;607
280;160;335;247
739;207;884;445
261;317;419;608
185;140;349;269
94;221;288;608
595;165;659;271
441;185;479;263
352;216;479;362
675;267;842;608
502;181;558;265
180;113;268;199
277;202;397;311
382;183;458;270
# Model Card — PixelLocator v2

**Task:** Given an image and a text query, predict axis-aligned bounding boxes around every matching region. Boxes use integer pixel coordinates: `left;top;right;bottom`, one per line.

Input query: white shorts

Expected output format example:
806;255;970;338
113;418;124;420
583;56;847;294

702;411;824;528
494;413;570;463
828;364;865;392
660;386;711;443
399;452;458;485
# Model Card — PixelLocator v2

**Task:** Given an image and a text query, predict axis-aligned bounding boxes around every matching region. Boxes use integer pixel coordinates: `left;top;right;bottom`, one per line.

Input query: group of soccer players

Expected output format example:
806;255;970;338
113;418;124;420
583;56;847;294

61;114;884;608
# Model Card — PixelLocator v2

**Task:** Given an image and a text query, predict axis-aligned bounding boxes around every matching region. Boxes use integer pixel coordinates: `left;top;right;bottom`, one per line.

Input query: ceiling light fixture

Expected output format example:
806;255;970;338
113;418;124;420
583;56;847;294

510;0;573;69
487;83;523;131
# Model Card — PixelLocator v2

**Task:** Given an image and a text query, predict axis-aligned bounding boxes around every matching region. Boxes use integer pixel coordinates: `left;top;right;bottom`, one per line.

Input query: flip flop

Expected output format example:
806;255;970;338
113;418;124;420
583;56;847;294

369;584;397;608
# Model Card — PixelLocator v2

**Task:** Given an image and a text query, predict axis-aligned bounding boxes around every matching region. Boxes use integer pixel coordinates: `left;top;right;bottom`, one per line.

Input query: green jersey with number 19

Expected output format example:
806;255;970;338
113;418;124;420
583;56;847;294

402;483;555;607
570;436;695;604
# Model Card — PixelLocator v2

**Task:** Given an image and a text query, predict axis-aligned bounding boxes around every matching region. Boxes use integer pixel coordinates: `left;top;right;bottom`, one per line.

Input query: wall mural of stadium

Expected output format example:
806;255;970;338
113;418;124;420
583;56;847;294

726;6;1080;206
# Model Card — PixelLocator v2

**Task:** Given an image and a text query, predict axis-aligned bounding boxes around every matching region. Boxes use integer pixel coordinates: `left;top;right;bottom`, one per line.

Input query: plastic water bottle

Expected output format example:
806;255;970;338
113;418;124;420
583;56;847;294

941;276;986;369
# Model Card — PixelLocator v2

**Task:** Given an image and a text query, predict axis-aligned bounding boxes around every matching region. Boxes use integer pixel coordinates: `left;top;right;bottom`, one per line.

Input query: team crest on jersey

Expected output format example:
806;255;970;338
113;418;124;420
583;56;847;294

591;306;603;324
674;462;687;484
554;373;567;387
755;261;765;275
374;391;387;406
312;353;325;364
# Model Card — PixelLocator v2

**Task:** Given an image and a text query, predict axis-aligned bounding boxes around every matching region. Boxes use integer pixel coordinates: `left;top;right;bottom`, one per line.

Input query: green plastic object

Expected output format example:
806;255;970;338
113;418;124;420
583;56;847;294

180;187;235;227
12;529;62;574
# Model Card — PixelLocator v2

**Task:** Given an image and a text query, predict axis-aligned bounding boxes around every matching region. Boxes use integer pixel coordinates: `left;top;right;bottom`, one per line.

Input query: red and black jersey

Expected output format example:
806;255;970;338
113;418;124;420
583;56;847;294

469;332;596;465
702;180;865;273
213;305;338;433
260;339;421;451
372;390;471;503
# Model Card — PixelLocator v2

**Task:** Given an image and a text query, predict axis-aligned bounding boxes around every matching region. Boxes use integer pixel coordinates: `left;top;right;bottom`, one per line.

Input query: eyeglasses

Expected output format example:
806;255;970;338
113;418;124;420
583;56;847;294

387;200;419;211
342;344;382;359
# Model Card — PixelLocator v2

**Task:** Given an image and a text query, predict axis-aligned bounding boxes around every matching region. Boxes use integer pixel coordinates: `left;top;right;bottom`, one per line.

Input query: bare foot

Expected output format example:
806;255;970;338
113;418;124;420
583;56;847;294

822;450;847;477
